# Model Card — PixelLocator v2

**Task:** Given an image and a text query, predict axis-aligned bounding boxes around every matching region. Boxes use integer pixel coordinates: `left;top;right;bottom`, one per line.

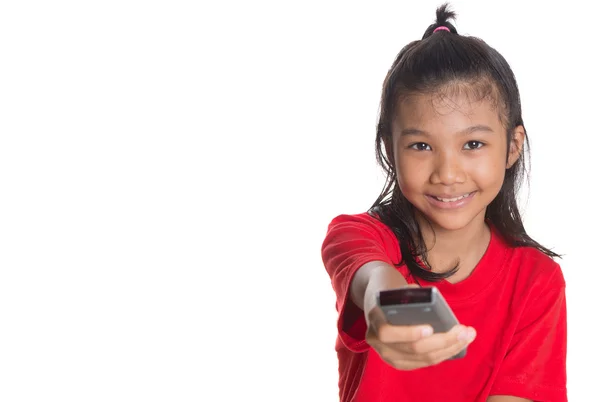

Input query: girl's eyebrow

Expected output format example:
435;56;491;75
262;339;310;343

400;124;495;137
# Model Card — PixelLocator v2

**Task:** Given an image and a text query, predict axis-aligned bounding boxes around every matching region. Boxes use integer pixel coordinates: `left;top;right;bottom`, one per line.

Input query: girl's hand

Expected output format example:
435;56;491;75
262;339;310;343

365;301;476;370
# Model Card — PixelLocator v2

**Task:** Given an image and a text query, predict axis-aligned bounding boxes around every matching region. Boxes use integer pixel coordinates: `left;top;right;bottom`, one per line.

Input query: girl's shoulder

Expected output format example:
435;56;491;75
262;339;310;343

323;210;402;261
502;236;565;291
325;210;399;245
326;210;390;232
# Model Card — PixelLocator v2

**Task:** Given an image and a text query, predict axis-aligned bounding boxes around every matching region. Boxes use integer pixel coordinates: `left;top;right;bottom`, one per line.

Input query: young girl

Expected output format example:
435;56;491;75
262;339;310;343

321;4;567;402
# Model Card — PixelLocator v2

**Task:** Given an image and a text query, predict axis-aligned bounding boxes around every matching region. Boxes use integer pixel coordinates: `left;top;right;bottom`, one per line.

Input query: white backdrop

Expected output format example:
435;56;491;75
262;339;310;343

1;1;597;401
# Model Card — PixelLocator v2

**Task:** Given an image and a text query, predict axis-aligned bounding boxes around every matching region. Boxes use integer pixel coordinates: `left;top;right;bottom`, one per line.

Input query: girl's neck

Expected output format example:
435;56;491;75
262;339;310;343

417;212;491;282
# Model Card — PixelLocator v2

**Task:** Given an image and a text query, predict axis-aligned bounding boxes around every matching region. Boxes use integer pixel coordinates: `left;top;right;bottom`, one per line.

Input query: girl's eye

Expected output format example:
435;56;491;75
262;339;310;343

410;142;431;151
464;141;484;150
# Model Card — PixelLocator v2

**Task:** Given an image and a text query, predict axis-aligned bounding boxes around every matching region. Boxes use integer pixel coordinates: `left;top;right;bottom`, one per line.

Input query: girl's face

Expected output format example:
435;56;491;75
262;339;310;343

391;91;523;233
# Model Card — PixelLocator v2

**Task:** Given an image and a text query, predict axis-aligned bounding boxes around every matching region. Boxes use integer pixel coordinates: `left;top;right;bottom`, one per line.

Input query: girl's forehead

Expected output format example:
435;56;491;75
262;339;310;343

394;91;504;131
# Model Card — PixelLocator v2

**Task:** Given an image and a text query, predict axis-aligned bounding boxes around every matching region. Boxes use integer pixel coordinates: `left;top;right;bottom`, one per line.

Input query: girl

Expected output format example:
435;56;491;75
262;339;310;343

321;4;567;402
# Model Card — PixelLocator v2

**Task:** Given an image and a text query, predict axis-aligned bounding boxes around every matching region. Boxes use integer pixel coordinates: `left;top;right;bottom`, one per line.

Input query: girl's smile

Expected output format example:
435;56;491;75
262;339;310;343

425;191;476;209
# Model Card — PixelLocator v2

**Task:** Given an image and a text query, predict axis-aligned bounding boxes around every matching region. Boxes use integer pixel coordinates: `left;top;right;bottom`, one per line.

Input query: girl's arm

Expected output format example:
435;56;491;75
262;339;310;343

350;261;409;316
322;213;475;364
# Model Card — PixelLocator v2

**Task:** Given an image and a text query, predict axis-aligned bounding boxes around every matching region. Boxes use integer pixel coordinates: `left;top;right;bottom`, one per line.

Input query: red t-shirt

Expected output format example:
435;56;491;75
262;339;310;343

321;212;567;402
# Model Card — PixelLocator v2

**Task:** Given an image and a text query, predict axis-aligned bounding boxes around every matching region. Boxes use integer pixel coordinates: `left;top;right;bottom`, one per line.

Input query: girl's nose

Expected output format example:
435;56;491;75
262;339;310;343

430;152;466;185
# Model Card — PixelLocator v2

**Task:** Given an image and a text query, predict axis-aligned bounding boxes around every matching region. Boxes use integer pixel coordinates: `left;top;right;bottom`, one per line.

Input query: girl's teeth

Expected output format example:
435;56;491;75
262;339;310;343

435;193;470;202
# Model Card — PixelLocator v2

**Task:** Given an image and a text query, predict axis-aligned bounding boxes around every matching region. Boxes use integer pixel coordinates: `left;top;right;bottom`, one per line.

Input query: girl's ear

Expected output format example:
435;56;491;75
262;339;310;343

506;125;525;169
384;137;395;167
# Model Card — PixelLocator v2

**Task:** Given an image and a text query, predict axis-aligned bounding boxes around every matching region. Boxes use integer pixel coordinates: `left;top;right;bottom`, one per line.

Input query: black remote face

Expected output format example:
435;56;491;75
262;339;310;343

379;288;432;306
377;286;467;360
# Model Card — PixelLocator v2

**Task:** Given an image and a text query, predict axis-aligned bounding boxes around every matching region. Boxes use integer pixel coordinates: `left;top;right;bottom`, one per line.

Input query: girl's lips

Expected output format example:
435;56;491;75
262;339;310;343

426;191;476;209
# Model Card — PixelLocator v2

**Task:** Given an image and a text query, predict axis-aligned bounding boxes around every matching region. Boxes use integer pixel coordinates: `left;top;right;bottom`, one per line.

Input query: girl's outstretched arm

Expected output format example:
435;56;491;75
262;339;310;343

350;261;409;318
322;214;477;370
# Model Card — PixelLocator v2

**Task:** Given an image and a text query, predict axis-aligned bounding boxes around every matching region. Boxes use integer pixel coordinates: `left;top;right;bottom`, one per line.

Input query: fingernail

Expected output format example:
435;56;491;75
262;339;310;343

457;330;468;341
467;328;476;341
421;327;433;337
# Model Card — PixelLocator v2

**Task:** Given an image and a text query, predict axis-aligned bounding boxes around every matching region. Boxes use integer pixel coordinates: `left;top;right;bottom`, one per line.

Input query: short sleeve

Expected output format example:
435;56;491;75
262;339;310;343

321;213;397;353
490;264;567;401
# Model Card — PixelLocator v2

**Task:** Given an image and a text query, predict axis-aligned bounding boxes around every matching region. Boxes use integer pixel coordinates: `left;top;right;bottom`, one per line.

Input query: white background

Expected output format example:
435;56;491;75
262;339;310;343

0;1;597;401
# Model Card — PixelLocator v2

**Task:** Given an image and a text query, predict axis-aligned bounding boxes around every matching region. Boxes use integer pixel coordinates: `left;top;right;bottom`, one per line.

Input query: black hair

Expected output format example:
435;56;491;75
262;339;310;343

369;3;560;282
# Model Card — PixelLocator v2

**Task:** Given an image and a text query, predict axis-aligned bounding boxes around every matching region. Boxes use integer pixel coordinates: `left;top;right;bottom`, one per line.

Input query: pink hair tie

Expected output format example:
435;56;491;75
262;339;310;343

434;26;450;33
